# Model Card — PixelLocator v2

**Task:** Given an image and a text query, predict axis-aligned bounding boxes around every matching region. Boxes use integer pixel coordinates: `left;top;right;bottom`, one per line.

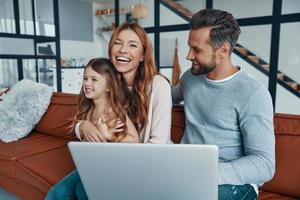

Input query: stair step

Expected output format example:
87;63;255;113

277;73;285;80
285;81;299;91
248;55;260;64
235;47;248;56
162;0;193;18
261;64;270;71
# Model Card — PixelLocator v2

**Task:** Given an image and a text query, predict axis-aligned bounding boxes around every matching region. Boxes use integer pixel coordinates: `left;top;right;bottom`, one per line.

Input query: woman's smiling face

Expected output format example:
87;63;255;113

110;29;145;83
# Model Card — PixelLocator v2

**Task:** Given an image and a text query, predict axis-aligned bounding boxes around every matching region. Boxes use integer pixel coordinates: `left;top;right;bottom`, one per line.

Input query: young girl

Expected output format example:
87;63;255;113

45;58;139;200
74;58;139;143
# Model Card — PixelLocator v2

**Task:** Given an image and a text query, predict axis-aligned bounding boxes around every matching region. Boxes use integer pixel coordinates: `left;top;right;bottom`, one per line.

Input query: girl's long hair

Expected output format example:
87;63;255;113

75;58;127;137
108;22;157;132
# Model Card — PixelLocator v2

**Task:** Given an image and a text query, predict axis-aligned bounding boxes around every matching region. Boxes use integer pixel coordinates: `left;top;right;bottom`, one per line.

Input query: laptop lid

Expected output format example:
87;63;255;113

68;142;218;200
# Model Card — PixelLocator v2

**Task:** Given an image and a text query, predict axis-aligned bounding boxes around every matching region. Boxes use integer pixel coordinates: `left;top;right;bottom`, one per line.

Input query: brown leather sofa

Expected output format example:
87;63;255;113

0;93;78;200
0;93;299;200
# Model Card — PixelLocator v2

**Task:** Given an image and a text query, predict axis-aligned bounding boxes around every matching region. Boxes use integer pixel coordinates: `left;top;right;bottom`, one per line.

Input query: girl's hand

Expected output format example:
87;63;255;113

80;120;107;142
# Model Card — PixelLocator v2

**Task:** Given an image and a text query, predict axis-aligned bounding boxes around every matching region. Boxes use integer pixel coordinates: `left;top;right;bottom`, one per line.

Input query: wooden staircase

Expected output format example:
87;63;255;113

234;44;300;97
161;0;300;98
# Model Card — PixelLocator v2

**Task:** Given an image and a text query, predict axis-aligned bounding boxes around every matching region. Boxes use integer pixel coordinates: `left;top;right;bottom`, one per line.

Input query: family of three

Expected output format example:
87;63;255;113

46;8;275;200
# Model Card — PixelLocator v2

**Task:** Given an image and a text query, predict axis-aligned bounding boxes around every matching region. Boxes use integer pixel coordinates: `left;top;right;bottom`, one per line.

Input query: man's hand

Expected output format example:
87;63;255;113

80;120;107;142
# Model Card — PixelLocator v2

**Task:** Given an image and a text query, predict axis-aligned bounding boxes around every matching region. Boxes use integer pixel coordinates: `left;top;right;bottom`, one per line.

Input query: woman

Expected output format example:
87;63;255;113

79;22;172;143
46;22;172;200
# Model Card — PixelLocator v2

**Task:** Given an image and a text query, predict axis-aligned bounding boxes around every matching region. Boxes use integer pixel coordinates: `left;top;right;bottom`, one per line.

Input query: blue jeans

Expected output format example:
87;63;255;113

45;170;88;200
219;184;257;200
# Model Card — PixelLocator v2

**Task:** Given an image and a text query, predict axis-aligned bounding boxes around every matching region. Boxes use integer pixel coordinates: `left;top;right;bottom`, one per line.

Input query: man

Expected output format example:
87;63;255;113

172;9;275;200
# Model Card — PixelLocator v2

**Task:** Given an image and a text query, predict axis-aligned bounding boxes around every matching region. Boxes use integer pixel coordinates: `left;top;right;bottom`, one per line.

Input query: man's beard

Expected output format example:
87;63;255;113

191;54;217;76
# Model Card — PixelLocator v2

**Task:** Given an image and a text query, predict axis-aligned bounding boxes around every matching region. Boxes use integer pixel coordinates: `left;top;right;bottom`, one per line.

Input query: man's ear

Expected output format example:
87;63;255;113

219;42;231;57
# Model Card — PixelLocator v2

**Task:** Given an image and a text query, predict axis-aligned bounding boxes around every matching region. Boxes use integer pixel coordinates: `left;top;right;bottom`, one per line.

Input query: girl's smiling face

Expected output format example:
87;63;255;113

83;66;108;101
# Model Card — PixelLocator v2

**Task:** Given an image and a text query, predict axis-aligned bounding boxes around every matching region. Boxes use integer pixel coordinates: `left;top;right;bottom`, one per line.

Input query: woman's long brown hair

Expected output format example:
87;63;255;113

75;58;127;138
108;23;157;132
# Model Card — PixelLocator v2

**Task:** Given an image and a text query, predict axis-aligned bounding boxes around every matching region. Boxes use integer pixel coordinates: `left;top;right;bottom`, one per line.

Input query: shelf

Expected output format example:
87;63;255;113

95;7;129;16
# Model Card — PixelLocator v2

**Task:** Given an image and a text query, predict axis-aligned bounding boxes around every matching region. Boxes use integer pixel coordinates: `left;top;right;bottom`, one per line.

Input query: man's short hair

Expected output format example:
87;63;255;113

190;9;241;53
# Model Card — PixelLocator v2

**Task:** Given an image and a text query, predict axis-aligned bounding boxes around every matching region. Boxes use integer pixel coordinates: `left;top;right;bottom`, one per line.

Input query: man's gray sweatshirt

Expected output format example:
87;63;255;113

172;68;275;186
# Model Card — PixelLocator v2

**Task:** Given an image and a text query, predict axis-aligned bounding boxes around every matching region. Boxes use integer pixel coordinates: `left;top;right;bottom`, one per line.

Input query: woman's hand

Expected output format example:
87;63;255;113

96;114;125;141
79;120;107;142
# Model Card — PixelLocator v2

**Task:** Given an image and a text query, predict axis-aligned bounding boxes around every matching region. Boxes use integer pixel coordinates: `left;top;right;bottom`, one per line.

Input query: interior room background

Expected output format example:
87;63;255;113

0;0;299;114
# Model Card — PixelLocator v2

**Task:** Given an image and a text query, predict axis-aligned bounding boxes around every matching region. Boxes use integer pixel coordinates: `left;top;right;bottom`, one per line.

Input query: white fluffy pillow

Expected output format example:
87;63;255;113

0;79;53;142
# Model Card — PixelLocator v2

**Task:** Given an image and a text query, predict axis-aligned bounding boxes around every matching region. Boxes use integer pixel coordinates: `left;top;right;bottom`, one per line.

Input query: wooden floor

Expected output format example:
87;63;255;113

0;188;20;200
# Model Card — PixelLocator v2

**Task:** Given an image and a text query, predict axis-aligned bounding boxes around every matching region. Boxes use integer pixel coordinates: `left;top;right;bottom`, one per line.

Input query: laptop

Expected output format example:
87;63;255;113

68;142;218;200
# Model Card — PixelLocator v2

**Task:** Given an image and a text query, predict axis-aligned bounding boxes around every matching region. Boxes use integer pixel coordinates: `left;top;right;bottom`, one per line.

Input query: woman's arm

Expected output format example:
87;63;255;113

97;114;140;143
75;120;107;142
118;114;140;143
146;75;172;143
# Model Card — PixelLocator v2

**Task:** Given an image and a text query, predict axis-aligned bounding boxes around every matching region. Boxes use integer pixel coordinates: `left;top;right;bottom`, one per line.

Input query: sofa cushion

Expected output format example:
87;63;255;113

0;132;68;177
16;146;75;193
259;190;299;200
34;93;79;139
261;113;300;199
0;79;53;142
171;105;185;143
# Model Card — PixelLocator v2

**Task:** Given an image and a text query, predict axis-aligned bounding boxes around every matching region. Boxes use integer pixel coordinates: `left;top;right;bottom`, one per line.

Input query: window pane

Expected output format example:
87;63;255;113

214;0;273;18
36;42;56;56
38;59;57;91
23;59;37;81
35;0;55;36
238;25;272;64
279;22;300;83
94;2;115;40
0;0;15;33
0;59;18;88
232;53;269;89
137;0;154;28
19;0;34;35
118;0;153;27
276;83;300;115
160;30;190;74
160;3;189;26
172;0;205;15
282;0;300;14
0;37;34;55
276;22;300;114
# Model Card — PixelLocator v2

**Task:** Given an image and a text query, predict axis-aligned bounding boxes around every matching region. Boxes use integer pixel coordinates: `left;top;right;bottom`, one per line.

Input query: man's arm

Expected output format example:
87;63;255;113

171;80;184;104
219;87;275;185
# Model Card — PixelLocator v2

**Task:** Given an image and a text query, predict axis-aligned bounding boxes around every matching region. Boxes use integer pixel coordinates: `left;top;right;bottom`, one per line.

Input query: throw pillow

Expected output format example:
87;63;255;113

0;79;53;142
0;87;9;101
